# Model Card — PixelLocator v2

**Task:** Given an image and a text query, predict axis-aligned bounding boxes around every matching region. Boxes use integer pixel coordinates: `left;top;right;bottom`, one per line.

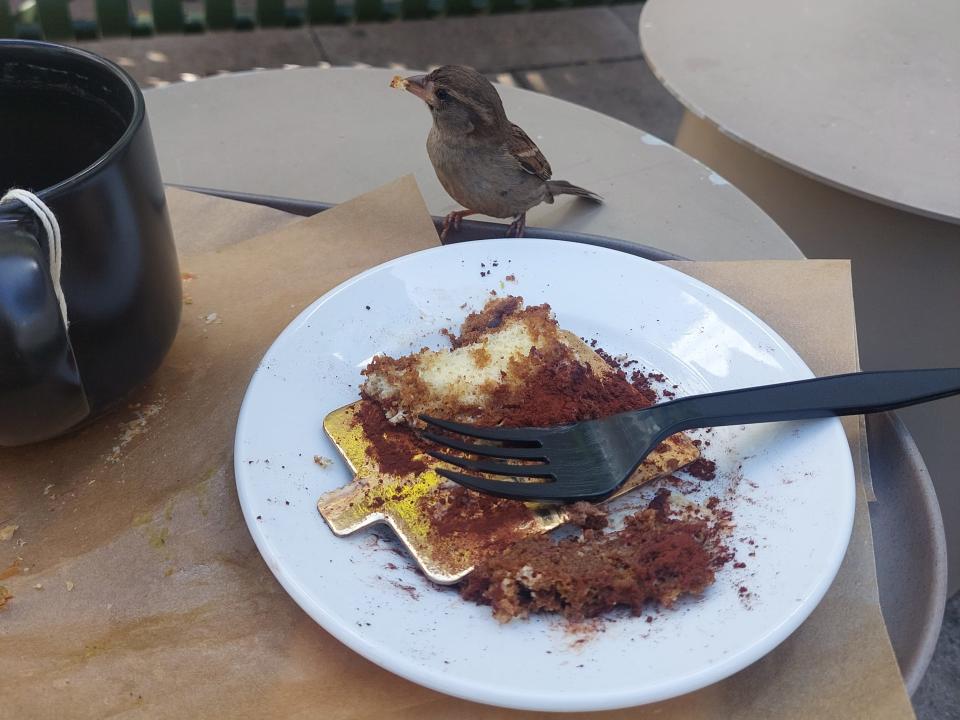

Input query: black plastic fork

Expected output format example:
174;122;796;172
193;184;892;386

420;368;960;503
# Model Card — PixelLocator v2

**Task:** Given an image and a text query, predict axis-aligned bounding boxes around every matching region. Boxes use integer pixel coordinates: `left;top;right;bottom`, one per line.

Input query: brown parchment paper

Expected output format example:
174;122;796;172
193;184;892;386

0;178;913;719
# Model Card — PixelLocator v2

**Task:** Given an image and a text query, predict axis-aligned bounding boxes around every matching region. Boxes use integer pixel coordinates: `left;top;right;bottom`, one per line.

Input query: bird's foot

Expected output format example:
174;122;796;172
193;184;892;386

440;210;476;243
506;214;526;238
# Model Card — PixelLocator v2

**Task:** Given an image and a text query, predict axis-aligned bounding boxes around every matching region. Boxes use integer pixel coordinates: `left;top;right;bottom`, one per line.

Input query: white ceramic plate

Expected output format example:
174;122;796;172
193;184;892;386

234;239;856;712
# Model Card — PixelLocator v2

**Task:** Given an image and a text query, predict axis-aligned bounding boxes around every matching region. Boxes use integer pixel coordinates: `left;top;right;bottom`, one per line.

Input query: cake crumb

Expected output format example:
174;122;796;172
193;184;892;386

564;502;609;531
462;491;730;622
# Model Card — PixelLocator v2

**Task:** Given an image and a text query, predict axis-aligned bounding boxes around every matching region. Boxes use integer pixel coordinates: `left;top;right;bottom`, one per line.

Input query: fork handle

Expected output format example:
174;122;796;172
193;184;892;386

658;368;960;433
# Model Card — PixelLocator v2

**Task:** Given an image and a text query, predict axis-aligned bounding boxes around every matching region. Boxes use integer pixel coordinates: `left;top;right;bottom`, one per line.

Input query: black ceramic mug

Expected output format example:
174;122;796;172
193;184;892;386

0;40;181;446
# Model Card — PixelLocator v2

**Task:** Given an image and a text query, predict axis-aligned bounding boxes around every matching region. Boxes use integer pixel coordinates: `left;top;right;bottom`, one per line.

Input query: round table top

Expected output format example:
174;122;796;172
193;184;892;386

145;66;801;261
641;0;960;223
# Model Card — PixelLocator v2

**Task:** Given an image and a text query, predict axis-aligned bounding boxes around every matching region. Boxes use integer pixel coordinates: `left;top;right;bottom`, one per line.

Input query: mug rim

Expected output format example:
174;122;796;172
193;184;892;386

0;39;145;203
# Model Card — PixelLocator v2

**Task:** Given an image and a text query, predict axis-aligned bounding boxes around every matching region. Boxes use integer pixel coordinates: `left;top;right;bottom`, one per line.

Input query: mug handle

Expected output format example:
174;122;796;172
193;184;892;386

0;225;89;445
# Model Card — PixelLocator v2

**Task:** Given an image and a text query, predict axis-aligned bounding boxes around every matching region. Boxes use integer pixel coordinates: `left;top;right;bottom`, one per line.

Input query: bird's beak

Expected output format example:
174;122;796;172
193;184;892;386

403;74;433;104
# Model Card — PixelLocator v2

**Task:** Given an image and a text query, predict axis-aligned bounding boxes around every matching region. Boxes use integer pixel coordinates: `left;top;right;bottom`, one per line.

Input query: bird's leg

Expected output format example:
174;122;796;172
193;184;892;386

440;210;477;242
506;213;526;238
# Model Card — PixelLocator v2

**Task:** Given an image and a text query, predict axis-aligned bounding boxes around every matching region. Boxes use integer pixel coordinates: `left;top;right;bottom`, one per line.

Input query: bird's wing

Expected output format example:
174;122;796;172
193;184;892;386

507;123;552;181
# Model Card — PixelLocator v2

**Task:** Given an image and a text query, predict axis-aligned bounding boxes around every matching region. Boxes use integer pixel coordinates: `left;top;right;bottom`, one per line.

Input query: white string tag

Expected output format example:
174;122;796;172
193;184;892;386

1;188;69;328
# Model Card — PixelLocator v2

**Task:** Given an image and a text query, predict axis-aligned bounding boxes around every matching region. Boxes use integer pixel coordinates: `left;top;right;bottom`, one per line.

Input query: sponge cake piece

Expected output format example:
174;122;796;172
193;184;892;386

362;296;656;429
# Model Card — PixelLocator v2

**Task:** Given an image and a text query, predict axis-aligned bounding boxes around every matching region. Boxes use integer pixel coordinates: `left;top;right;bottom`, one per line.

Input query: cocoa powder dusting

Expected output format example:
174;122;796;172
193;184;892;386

475;344;656;428
418;486;534;563
356;397;428;476
684;458;717;481
451;296;524;348
628;370;658;406
462;491;730;622
593;347;621;371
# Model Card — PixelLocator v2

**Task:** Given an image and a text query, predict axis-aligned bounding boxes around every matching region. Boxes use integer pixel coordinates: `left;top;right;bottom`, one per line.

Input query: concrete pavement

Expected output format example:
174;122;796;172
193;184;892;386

75;4;684;141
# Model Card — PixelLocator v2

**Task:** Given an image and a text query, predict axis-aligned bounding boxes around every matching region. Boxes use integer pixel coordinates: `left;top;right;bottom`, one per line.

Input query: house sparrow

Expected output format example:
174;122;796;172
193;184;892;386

393;65;601;240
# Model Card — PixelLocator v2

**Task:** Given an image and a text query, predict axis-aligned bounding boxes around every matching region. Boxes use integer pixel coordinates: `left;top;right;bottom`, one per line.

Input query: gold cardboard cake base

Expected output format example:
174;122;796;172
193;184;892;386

317;402;699;584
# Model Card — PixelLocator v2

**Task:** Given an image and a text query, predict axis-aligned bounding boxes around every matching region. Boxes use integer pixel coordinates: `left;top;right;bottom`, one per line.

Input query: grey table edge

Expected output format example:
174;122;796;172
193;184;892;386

176;185;948;696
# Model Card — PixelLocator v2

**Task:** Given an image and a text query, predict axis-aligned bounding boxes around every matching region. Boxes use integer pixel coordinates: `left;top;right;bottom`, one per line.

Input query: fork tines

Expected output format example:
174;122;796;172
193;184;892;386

419;415;557;496
419;414;543;443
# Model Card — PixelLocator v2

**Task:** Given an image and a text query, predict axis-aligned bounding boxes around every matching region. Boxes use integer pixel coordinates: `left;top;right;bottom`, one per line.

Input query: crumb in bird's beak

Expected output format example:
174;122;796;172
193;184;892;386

392;73;432;104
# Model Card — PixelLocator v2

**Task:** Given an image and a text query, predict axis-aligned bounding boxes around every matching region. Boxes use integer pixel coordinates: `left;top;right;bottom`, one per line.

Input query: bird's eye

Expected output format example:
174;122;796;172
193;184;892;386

435;88;450;102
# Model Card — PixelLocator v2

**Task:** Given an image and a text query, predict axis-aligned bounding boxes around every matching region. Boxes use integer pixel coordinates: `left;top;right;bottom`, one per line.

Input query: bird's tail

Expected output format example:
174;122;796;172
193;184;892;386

546;180;603;203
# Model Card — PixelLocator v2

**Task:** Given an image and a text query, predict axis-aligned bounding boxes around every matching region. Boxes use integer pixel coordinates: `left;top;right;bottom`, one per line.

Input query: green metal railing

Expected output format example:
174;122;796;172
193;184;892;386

0;0;618;39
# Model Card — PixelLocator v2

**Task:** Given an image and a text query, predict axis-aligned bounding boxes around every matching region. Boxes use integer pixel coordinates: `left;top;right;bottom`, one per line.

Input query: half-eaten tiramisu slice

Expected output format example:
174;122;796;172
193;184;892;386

362;295;662;430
